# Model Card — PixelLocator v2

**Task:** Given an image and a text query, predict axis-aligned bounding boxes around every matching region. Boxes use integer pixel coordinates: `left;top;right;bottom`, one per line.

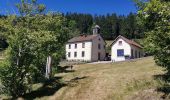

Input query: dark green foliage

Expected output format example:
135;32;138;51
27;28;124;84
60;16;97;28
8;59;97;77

16;0;46;16
137;0;170;72
0;38;8;50
0;15;8;50
0;0;74;97
64;13;144;40
65;13;93;34
0;14;73;97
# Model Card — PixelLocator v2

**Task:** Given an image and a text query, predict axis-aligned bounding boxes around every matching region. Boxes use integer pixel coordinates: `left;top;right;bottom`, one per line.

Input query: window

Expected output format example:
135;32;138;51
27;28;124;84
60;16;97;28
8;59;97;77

139;52;140;58
82;43;85;48
68;52;71;58
118;41;122;45
75;44;77;49
99;38;101;41
117;49;124;57
82;51;85;57
103;45;106;49
69;44;71;49
74;52;77;57
98;44;101;49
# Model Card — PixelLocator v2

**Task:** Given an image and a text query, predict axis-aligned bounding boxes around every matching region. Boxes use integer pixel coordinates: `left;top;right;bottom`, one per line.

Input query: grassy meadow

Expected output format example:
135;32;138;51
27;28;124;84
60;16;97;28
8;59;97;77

4;57;167;100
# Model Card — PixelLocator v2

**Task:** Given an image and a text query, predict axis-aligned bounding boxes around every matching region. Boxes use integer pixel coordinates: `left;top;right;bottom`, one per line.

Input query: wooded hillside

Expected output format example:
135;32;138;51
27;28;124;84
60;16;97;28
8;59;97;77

64;12;145;40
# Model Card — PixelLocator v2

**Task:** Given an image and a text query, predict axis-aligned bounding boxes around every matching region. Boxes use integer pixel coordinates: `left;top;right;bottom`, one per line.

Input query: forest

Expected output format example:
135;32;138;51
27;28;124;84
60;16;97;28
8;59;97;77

64;12;144;40
0;12;145;50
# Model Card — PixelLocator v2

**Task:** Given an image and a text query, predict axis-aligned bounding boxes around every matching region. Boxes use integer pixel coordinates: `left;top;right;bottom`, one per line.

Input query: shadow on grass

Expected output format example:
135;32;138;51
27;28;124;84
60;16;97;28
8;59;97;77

21;77;66;99
57;65;75;73
154;74;170;99
66;76;89;87
21;76;89;99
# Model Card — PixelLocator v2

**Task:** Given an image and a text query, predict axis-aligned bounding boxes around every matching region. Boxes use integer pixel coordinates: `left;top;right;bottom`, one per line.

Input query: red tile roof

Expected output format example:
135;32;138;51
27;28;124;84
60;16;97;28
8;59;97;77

68;34;98;43
111;35;143;48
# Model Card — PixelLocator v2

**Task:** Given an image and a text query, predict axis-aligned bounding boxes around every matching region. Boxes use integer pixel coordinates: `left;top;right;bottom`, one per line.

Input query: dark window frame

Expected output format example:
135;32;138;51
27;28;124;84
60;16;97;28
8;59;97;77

69;44;71;49
117;49;124;57
68;52;71;58
82;43;85;48
118;41;122;46
75;44;77;49
74;52;77;57
82;51;85;57
98;44;101;49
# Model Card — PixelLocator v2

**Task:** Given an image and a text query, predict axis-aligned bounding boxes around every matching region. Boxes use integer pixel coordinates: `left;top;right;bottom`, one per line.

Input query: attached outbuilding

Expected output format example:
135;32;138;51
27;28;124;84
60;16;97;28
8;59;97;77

65;25;106;62
111;35;143;62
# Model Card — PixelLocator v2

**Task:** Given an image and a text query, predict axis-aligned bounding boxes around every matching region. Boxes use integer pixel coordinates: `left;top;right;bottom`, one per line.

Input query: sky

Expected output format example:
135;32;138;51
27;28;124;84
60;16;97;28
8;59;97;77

0;0;137;16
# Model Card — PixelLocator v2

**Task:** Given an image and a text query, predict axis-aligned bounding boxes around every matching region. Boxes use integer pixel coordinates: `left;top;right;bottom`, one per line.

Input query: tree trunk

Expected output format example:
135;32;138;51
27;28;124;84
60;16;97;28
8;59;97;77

45;56;52;79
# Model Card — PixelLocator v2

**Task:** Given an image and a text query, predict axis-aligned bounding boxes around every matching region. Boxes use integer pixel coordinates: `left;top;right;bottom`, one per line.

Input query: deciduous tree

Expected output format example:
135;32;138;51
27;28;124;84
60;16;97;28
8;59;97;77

0;0;74;97
136;0;170;73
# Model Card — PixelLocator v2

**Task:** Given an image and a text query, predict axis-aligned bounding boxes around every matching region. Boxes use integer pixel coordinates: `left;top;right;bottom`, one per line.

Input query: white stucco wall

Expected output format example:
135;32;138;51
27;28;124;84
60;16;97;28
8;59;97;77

111;38;131;62
111;38;144;62
91;35;106;61
66;41;92;61
65;35;106;62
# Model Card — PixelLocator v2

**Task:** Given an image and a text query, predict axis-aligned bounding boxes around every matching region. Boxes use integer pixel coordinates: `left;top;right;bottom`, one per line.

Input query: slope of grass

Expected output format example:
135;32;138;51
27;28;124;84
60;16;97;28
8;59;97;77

54;57;166;100
0;57;166;100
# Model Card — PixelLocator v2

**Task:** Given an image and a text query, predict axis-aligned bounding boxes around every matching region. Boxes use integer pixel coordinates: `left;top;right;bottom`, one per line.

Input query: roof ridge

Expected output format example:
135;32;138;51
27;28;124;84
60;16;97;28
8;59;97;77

67;34;99;43
111;35;143;48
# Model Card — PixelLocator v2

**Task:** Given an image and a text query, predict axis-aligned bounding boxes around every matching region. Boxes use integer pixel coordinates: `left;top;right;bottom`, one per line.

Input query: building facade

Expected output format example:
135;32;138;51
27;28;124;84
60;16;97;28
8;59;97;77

111;35;143;62
66;25;106;62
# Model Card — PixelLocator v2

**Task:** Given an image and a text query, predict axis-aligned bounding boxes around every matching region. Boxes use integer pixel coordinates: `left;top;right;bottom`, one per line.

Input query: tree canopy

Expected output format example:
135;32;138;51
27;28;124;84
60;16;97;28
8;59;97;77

137;0;170;72
64;12;145;40
0;0;75;97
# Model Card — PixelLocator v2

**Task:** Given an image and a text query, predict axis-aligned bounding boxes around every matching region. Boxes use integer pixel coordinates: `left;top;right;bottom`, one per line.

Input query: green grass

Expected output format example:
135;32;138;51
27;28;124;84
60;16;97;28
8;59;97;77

55;57;165;100
0;57;167;100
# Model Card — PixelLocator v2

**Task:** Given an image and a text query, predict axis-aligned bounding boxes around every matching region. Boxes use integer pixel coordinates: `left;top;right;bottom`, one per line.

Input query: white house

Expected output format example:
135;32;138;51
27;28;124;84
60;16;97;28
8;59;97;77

111;35;143;62
66;25;106;62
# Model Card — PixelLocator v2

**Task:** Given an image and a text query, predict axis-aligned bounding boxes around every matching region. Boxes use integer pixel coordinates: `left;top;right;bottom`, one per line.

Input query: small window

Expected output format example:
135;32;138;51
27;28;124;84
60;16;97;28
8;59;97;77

74;52;77;57
103;45;105;49
82;43;85;48
75;44;77;49
99;38;101;41
118;41;122;45
117;49;124;57
82;51;85;57
98;44;101;49
68;52;71;58
69;44;71;49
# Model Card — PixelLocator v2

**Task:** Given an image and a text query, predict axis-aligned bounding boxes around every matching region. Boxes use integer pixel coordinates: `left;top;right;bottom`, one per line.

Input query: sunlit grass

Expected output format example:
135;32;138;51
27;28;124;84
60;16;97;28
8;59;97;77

0;57;166;100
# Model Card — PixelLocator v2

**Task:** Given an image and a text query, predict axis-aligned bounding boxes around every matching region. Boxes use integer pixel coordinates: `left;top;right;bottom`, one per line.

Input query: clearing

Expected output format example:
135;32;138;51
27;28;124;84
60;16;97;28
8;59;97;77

1;57;168;100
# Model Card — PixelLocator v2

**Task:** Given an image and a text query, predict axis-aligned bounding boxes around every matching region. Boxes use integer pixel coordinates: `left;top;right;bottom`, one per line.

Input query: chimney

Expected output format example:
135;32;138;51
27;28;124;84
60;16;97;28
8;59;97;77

93;25;100;35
